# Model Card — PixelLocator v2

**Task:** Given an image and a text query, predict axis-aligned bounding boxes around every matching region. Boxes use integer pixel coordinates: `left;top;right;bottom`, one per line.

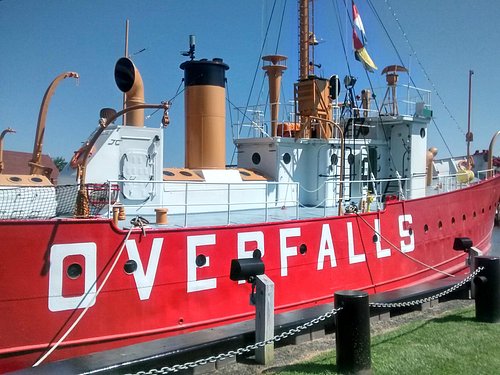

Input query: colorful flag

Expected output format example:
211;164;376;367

352;1;377;72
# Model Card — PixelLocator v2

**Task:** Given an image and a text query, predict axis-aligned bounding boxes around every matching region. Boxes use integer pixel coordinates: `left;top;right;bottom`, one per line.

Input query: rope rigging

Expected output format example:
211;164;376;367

32;217;149;367
375;0;462;157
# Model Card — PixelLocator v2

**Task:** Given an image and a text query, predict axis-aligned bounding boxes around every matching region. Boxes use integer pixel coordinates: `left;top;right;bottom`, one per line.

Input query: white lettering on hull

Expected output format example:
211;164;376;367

187;234;217;293
347;222;366;264
399;214;415;253
280;227;301;276
125;238;163;300
317;224;337;270
46;214;415;310
48;242;97;312
374;219;391;258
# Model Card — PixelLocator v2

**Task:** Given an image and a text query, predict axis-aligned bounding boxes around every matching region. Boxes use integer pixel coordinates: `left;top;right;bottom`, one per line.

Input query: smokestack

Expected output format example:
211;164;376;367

262;55;287;137
180;58;229;169
115;57;145;127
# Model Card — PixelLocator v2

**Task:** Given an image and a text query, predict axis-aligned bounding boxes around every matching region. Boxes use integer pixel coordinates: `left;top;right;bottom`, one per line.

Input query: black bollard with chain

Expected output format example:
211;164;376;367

334;290;372;374
474;256;500;323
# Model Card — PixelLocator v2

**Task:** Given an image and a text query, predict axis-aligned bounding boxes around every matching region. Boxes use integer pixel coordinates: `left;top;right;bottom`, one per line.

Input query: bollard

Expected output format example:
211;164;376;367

335;290;371;374
155;208;168;225
112;206;120;225
474;256;500;323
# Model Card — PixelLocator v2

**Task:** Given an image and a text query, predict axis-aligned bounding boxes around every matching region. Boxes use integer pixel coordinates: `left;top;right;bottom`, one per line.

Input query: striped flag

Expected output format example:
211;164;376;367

352;1;377;72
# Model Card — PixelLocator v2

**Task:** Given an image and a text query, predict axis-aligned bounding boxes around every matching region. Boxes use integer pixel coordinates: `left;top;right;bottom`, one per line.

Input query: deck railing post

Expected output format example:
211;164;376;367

227;183;231;224
184;183;188;227
255;274;275;364
334;290;371;374
265;183;269;222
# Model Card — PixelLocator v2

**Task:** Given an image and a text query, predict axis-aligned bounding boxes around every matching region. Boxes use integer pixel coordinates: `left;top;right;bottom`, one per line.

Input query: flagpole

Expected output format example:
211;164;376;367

122;19;129;125
466;69;474;167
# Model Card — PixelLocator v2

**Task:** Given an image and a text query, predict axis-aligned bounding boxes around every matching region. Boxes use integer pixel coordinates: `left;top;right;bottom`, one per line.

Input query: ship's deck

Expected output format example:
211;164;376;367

116;205;344;229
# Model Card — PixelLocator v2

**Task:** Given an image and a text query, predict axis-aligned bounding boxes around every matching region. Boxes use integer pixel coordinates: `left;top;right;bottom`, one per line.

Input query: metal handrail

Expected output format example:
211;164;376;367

107;179;300;226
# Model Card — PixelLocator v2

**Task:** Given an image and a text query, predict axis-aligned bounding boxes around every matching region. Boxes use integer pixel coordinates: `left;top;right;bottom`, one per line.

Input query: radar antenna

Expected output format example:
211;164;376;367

181;35;196;60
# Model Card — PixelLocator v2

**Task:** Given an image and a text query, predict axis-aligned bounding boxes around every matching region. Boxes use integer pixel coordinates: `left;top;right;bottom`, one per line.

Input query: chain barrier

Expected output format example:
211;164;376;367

109;307;342;375
369;267;483;309
84;268;482;375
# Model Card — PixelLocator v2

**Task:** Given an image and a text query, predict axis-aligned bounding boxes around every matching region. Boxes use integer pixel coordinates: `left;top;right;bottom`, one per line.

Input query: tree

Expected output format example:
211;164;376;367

53;156;67;171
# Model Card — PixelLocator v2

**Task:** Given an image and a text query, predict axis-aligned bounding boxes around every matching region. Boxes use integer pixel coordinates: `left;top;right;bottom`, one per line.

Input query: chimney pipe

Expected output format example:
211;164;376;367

115;57;145;127
262;55;287;137
180;58;229;169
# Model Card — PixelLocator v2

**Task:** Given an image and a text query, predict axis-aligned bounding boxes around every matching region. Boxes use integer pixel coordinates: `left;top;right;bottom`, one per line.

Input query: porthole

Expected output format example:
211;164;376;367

420;128;426;138
299;244;307;255
372;234;379;243
347;154;355;165
331;154;338;165
424;224;429;233
438;221;443;229
239;170;251;176
196;254;207;267
482;208;485;214
67;263;82;279
163;170;175;176
360;126;369;136
8;176;21;182
408;228;413;236
253;249;262;259
283;153;291;164
473;211;477;218
180;171;193;177
252;152;261;165
462;214;467;221
30;177;43;183
451;217;456;224
124;260;137;274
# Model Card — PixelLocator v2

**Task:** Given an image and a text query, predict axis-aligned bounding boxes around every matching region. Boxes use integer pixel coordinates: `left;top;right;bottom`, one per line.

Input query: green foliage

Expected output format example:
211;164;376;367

271;307;500;374
52;156;67;171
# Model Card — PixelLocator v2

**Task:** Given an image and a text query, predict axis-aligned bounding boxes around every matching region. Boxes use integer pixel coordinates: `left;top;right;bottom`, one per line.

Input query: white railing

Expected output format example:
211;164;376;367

107;180;299;227
232;103;297;139
104;168;496;226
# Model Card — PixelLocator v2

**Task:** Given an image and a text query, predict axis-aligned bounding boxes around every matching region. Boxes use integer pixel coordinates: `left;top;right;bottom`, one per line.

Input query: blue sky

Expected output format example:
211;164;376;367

1;0;499;167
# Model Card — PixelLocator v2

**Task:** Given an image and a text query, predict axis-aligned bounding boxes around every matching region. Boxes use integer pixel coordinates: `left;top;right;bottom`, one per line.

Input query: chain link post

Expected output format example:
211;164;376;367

473;256;500;323
335;291;372;374
255;274;275;364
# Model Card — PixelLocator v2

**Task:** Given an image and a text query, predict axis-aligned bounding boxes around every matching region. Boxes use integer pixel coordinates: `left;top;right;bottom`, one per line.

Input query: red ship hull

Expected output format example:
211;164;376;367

1;176;498;372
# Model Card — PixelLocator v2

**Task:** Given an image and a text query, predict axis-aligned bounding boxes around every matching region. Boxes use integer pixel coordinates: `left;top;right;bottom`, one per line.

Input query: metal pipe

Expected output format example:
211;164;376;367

488;130;500;178
115;57;145;127
0;127;16;174
30;72;79;176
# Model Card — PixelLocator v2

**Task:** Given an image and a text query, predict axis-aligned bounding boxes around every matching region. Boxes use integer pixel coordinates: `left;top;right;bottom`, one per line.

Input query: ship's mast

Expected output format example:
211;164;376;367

122;19;129;125
295;0;332;139
466;69;474;166
299;0;310;80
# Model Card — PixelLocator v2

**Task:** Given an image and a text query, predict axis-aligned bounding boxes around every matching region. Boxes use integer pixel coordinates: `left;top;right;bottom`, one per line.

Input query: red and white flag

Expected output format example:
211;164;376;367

352;1;377;72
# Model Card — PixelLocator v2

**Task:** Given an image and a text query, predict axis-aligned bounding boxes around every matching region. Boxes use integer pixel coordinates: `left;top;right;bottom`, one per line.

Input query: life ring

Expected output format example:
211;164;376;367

70;144;94;169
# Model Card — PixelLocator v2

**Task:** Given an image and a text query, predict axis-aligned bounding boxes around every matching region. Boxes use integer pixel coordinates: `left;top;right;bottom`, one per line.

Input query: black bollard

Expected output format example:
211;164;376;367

474;256;500;323
334;290;371;374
